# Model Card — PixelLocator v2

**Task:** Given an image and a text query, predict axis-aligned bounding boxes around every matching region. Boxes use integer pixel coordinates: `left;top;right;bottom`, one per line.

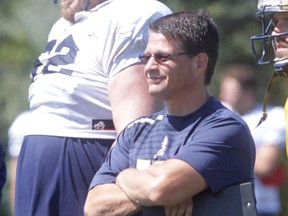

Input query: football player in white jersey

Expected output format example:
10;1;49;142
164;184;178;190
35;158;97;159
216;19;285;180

251;0;288;154
250;1;288;215
14;0;171;215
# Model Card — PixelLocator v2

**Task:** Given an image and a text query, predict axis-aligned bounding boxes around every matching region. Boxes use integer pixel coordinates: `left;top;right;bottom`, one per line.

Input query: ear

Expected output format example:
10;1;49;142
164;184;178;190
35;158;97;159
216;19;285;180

195;52;208;71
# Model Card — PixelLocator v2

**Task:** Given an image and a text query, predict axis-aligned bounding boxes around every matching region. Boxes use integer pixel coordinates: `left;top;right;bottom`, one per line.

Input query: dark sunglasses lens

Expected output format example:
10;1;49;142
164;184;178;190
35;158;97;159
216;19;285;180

154;54;168;62
139;55;150;64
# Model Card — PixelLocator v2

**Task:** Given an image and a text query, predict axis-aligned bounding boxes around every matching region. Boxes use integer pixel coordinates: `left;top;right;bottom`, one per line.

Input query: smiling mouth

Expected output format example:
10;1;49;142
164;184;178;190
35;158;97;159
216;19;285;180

147;72;163;79
276;43;288;49
147;76;164;85
275;37;288;48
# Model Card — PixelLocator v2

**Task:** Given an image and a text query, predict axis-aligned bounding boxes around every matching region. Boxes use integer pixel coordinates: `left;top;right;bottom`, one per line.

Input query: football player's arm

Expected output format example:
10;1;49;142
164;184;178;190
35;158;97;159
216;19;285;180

255;105;286;177
9;157;17;213
285;98;288;156
84;183;140;216
108;64;164;133
116;159;208;206
254;144;281;177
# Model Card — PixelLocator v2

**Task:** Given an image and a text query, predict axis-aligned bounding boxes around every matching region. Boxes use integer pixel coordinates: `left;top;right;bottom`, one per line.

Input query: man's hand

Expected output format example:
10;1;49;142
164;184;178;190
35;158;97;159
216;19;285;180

165;198;193;216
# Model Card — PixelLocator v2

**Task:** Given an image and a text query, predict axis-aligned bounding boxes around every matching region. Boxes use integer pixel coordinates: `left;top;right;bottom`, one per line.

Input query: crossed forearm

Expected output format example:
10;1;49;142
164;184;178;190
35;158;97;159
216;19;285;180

116;167;170;206
116;168;194;216
85;183;141;216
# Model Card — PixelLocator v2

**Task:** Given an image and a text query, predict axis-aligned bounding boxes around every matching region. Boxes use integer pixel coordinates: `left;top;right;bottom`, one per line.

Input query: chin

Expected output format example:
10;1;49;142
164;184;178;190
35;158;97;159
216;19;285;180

62;11;74;22
149;89;166;100
148;90;161;98
275;49;288;59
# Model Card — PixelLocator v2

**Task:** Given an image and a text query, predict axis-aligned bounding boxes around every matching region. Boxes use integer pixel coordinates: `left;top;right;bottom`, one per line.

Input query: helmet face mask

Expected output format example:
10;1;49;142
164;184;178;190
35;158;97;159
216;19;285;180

251;0;288;66
251;12;275;65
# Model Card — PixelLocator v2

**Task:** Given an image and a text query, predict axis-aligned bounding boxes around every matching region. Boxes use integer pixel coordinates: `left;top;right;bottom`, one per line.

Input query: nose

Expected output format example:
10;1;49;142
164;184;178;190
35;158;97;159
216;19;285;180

274;26;280;34
144;57;159;77
272;23;282;37
144;56;159;68
272;28;279;36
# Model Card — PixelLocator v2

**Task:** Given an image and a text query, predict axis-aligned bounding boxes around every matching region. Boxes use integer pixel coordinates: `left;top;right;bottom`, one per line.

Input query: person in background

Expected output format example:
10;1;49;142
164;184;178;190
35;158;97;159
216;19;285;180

0;142;6;204
8;110;32;213
14;0;172;215
85;10;255;216
219;64;286;216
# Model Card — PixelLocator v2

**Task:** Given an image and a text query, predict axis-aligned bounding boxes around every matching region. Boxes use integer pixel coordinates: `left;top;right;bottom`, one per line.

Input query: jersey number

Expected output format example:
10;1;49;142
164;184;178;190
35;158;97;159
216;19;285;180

32;35;79;77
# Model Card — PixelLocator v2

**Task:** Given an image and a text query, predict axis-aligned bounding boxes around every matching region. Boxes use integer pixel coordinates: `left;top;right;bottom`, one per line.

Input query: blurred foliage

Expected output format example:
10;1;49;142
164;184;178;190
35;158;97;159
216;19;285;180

0;0;287;215
0;0;59;215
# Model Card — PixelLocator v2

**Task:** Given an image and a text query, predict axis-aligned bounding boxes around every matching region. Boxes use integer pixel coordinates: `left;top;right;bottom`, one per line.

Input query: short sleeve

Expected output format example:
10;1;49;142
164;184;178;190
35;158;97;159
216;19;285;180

174;113;255;194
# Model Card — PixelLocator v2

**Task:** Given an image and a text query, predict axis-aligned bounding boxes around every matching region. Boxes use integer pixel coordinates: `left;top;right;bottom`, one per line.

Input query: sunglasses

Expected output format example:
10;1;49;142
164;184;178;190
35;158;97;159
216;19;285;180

138;52;194;64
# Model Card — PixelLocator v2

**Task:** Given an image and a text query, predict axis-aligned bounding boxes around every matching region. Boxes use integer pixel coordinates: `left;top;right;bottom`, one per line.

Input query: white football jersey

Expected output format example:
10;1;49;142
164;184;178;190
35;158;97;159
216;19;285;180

28;0;172;139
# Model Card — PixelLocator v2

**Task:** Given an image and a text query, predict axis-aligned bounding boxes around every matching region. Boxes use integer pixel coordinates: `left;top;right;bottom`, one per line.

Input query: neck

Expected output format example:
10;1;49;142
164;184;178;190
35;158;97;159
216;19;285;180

166;88;210;116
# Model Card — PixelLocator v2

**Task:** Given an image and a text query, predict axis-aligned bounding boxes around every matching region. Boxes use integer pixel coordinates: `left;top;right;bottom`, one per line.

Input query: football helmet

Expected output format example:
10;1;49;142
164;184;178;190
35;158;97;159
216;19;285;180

251;0;288;75
251;0;288;127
